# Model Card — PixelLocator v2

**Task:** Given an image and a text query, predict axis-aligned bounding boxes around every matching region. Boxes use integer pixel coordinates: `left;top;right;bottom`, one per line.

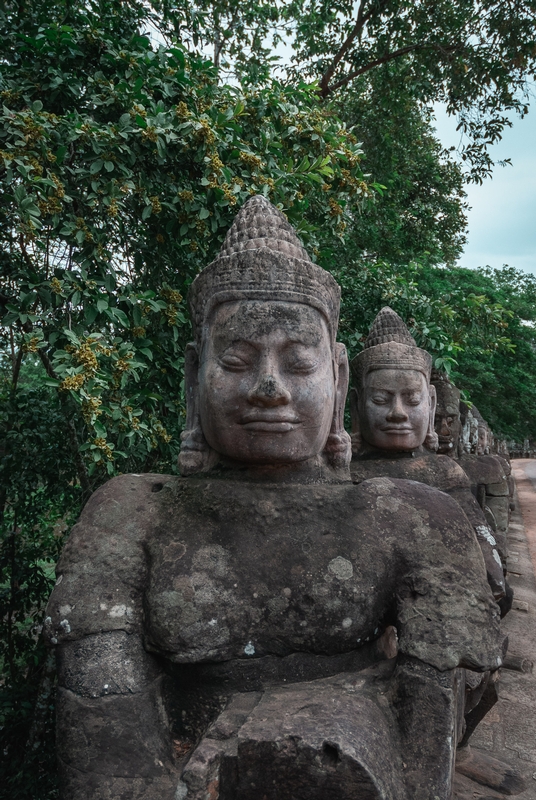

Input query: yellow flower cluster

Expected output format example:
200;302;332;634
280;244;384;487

74;342;98;376
132;104;147;118
22;336;40;353
82;396;102;424
132;326;146;338
161;288;182;304
175;102;189;118
51;174;65;198
196;119;215;144
239;151;263;169
153;420;172;443
142;126;158;143
75;217;93;242
107;198;119;217
39;196;63;215
60;374;85;391
328;198;343;217
150;196;162;214
178;190;194;202
221;184;237;205
93;437;114;460
27;157;43;176
208;152;223;173
114;354;133;373
50;277;63;294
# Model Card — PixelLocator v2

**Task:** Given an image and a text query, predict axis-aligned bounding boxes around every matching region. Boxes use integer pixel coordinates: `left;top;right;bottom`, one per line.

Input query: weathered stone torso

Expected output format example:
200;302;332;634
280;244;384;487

46;472;501;674
146;477;398;663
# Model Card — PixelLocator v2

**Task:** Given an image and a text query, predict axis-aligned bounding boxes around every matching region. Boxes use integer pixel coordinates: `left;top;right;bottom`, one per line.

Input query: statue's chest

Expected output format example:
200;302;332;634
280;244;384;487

144;481;396;662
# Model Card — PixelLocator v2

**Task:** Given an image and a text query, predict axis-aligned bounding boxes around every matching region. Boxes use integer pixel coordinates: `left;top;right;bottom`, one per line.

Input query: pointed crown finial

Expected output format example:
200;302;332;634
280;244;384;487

351;306;432;384
188;196;340;344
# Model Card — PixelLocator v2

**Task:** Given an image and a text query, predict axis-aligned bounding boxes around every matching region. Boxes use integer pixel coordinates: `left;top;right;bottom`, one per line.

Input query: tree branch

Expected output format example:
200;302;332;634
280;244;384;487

321;43;421;97
11;346;23;393
38;349;93;499
319;0;387;96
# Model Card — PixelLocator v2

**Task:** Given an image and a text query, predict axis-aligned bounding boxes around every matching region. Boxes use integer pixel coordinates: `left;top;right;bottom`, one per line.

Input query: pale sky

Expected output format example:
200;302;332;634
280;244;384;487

433;104;536;275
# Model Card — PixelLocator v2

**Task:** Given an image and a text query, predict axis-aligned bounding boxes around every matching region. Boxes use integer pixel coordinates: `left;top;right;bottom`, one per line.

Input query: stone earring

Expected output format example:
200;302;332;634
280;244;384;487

178;344;217;475
424;386;439;452
348;386;362;456
323;344;352;469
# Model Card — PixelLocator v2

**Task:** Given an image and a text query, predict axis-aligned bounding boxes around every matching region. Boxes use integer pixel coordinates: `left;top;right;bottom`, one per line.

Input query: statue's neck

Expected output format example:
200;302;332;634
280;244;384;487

353;443;428;461
197;454;351;485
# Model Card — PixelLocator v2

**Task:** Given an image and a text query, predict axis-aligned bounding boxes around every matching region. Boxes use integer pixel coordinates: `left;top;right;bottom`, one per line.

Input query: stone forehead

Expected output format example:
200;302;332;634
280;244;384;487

432;373;460;413
351;343;432;385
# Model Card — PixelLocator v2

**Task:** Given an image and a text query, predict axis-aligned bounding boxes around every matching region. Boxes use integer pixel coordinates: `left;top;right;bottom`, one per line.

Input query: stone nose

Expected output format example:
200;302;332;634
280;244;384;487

247;374;291;407
439;417;451;435
386;398;408;422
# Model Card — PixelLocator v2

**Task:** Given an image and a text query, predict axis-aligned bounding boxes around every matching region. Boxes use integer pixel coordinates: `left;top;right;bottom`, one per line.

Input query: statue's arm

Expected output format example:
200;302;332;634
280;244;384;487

390;482;503;797
55;633;178;799
391;655;463;800
45;475;178;799
448;486;505;600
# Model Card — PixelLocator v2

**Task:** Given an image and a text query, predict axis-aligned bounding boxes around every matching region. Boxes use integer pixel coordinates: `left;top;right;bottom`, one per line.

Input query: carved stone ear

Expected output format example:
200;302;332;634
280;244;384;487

424;384;439;452
178;343;218;475
323;343;352;469
349;387;362;456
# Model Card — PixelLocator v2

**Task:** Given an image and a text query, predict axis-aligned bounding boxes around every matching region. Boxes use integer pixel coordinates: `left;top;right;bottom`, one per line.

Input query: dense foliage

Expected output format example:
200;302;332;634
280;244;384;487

415;265;536;441
1;1;536;797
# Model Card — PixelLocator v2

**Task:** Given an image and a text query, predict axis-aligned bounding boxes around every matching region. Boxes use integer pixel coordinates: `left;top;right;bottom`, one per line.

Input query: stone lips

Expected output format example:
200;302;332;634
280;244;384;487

188;196;341;343
351;306;432;383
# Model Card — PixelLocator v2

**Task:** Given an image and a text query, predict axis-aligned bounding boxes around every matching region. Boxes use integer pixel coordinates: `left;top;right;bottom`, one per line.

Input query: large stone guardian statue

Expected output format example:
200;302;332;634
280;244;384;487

349;307;505;604
45;198;502;800
432;373;513;574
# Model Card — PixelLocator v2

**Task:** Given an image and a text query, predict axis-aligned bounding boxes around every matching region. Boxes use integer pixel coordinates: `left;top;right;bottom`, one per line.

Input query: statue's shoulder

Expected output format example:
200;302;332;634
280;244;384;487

351;454;469;493
459;454;507;486
349;474;464;520
45;473;183;645
426;454;470;491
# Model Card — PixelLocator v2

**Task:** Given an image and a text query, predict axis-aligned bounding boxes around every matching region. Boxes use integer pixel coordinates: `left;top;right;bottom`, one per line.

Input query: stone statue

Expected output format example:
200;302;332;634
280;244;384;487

460;401;479;456
432;369;462;458
349;308;505;604
45;198;502;800
430;372;513;574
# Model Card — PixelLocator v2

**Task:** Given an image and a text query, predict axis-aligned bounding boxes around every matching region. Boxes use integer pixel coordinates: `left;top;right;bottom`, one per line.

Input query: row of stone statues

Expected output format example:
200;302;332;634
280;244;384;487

45;196;521;800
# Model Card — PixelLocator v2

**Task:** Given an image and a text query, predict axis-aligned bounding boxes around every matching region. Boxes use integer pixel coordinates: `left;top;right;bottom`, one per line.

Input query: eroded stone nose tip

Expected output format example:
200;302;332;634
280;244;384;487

247;375;291;406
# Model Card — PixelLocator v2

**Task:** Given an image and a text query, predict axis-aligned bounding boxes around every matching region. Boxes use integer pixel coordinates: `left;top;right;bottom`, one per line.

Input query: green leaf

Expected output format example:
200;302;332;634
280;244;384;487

112;308;129;327
85;305;98;325
90;159;104;174
97;298;108;312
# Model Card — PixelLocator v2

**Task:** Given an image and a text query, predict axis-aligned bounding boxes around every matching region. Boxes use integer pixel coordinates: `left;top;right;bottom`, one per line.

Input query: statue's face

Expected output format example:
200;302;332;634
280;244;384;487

477;424;488;455
198;300;336;465
358;368;431;452
434;395;461;455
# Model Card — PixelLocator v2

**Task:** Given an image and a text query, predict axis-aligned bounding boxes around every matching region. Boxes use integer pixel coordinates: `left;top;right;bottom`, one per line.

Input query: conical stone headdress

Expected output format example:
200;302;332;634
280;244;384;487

188;196;341;344
351;307;432;384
